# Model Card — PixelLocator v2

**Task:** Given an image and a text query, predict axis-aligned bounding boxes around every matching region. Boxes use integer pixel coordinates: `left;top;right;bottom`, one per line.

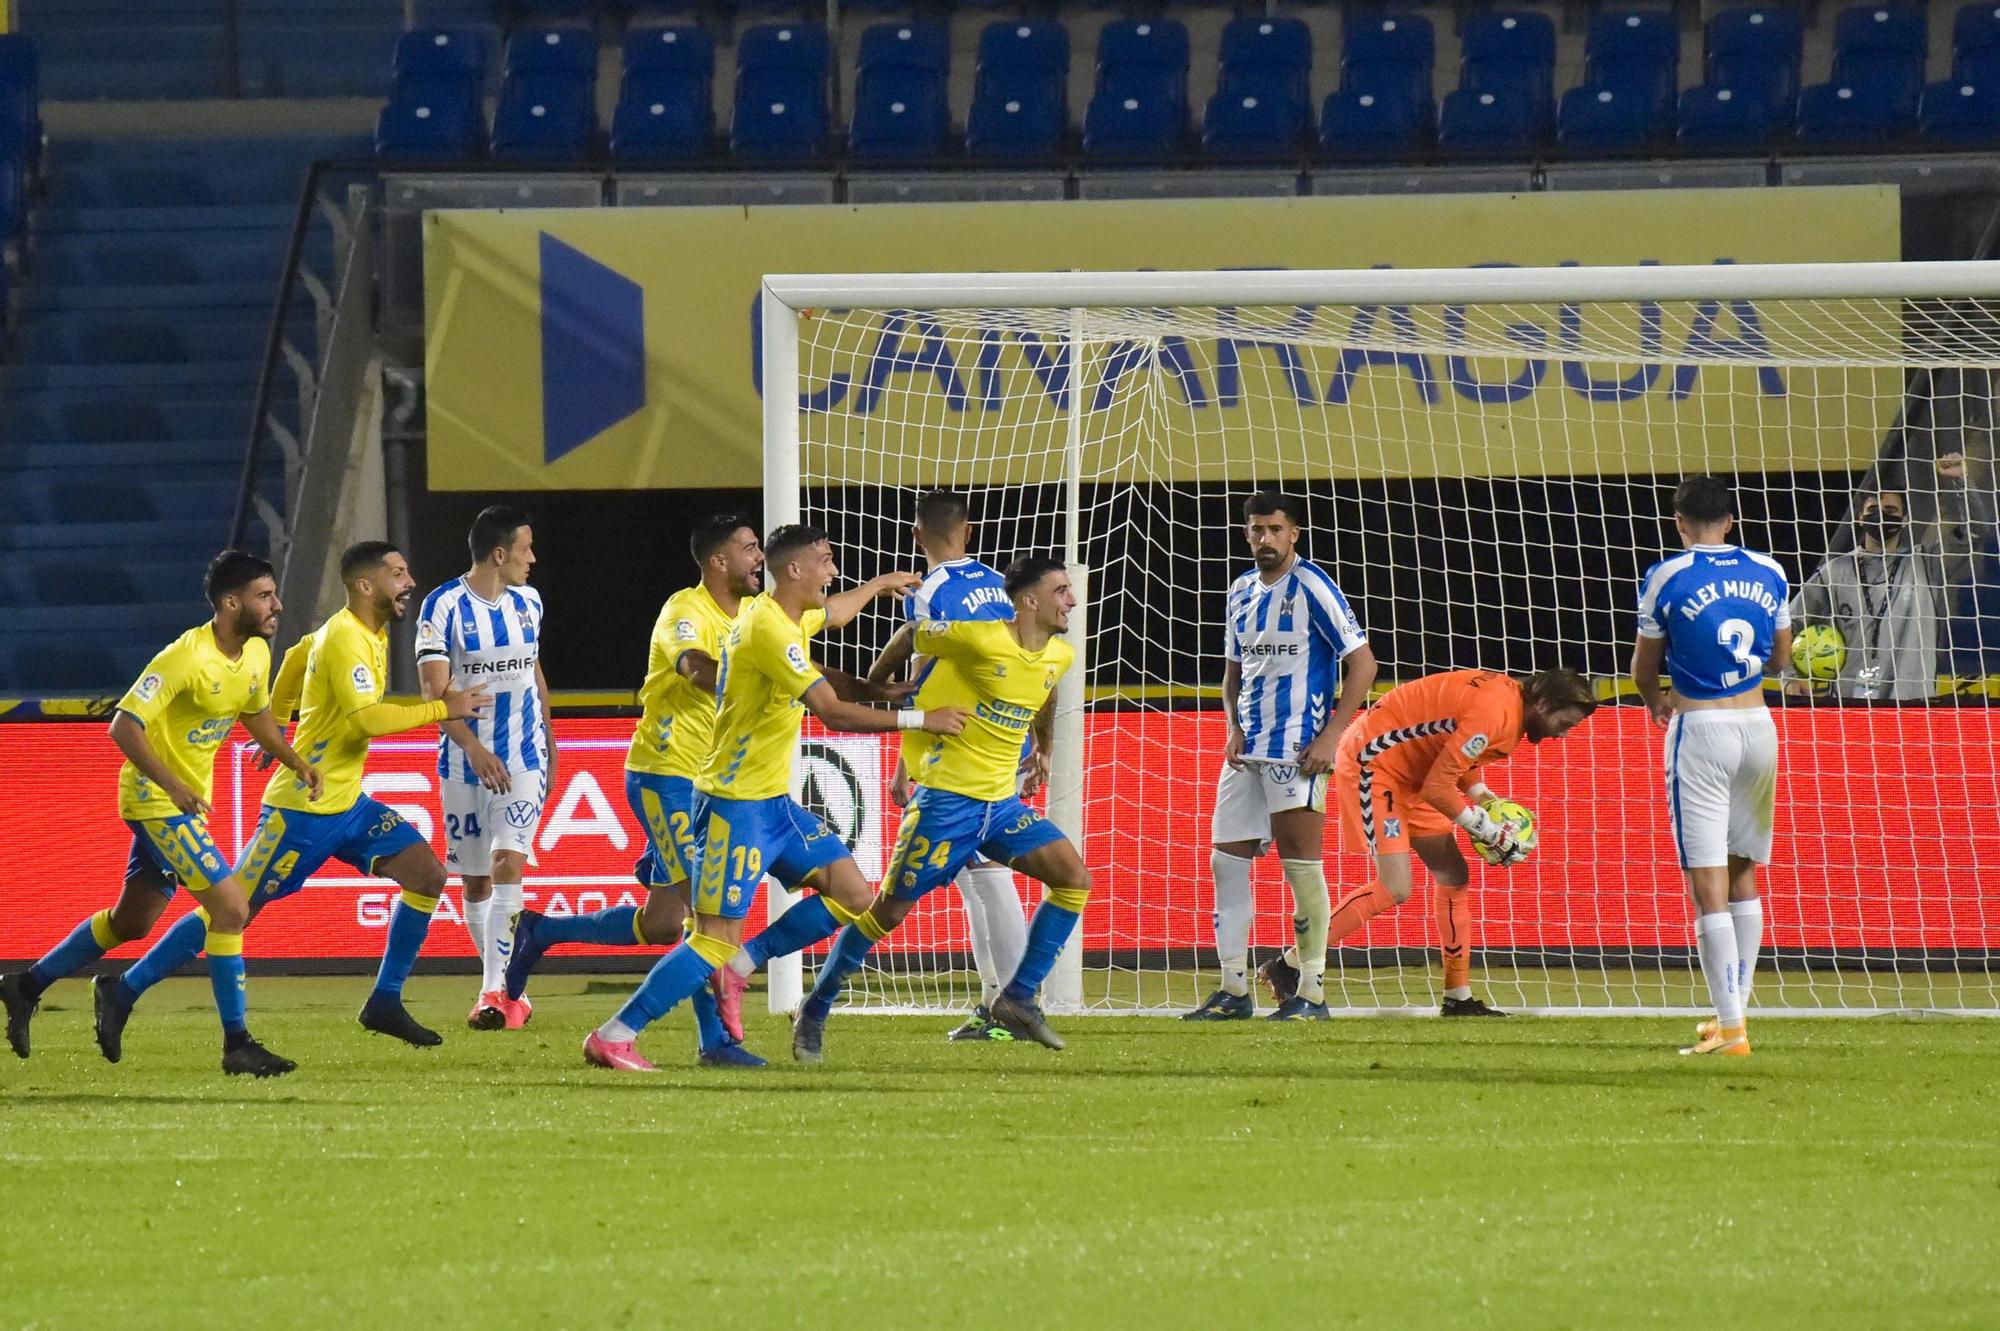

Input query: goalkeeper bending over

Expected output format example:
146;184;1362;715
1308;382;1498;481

1260;668;1597;1017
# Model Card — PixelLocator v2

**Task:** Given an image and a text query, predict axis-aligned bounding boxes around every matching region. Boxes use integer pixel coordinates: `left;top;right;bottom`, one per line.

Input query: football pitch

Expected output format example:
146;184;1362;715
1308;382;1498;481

2;976;1994;1330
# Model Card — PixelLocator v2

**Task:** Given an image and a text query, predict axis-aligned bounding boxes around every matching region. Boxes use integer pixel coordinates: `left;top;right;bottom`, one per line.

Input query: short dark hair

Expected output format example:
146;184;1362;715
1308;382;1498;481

1673;476;1734;526
915;490;970;537
763;523;829;571
204;549;274;605
468;505;532;564
339;541;400;582
1523;668;1599;717
692;512;754;566
1244;490;1306;527
1004;555;1067;599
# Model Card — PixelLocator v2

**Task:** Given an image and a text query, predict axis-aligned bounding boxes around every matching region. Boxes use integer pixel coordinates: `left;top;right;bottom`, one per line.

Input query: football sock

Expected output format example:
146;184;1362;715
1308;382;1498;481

800;911;893;1020
1696;912;1744;1027
735;894;839;975
959;864;1026;1008
26;909;127;997
121;912;208;998
204;929;248;1037
1328;880;1397;944
691;976;727;1053
1001;886;1087;1003
462;893;491;985
603;932;735;1041
1730;897;1764;1007
1210;850;1254;997
536;905;643;948
487;881;523;993
1282;859;1330;1004
1436;884;1473;993
1444;985;1473;1002
371;890;437;1002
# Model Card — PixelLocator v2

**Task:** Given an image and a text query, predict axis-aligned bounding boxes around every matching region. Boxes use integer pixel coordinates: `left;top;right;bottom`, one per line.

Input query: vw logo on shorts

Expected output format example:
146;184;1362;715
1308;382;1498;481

505;800;539;829
1268;764;1299;784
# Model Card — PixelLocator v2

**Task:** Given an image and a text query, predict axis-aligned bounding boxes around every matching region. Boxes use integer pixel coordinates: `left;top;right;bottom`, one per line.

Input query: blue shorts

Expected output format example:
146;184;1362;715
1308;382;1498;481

234;796;427;905
886;787;1066;903
626;770;698;890
691;793;850;921
123;815;231;897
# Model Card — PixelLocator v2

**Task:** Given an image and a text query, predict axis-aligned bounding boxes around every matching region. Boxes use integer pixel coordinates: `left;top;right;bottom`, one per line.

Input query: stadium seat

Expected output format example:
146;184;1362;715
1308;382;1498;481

394;27;489;83
612;28;712;160
1920;78;2000;143
1707;6;1804;126
1320;89;1425;157
1096;20;1190;120
1831;5;1927;126
1202;90;1304;156
731;24;831;160
1341;12;1435;121
1438;87;1535;152
858;22;949;83
1677;84;1773;151
1794;82;1893;144
504;24;597;79
491;71;596;160
1216;17;1311;107
1082;88;1180;156
739;23;831;82
1585;9;1679;131
850;71;949;160
1957;4;2000;82
1557;85;1654;151
624;23;711;78
376;91;485;159
966;22;1068;158
0;32;42;151
1460;10;1556;131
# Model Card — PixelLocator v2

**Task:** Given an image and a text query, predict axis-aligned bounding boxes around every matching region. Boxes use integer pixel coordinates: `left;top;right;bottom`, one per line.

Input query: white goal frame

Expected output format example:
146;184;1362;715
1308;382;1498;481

759;260;2000;1017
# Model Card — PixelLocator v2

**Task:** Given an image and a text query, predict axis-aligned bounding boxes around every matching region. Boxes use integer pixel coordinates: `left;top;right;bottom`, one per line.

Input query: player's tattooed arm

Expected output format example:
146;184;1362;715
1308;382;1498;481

867;622;917;687
674;647;720;695
1629;633;1673;728
240;708;323;802
824;571;923;629
1300;642;1377;776
820;663;915;705
108;711;207;817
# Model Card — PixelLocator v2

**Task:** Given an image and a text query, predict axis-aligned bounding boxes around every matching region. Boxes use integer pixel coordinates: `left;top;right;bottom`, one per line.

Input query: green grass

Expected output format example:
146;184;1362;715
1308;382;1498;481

3;976;1996;1329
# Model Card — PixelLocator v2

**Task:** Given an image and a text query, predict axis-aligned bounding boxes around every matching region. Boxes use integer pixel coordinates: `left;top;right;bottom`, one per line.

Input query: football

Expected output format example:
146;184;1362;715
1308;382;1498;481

1476;798;1538;866
1792;623;1847;681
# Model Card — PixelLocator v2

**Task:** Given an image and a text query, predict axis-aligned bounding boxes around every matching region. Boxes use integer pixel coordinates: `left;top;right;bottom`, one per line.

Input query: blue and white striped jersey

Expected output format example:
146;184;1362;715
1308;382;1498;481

904;557;1014;625
1636;543;1790;700
415;578;546;782
1224;558;1368;761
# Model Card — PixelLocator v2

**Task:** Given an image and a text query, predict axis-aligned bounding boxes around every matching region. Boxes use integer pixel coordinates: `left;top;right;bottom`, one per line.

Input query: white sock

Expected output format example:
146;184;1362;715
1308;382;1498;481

1730;897;1764;1009
462;894;492;992
1445;985;1472;1001
1210;850;1254;996
1696;912;1744;1027
488;881;524;994
1281;858;1331;1004
598;1017;637;1043
959;864;1025;1008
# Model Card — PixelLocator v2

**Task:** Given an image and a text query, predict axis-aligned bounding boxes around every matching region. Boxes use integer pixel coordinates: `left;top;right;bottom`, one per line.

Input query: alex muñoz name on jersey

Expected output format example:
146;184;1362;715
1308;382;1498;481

1636;544;1790;701
416;578;546;781
1225;558;1367;762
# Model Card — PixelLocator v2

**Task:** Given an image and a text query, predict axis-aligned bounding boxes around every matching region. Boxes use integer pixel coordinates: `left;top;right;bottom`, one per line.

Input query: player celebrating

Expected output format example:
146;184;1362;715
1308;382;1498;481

581;524;962;1072
415;506;551;1031
1630;476;1790;1058
793;555;1091;1060
1262;666;1598;1017
97;542;490;1052
866;490;1035;1043
1185;491;1376;1022
2;552;320;1076
503;512;765;1067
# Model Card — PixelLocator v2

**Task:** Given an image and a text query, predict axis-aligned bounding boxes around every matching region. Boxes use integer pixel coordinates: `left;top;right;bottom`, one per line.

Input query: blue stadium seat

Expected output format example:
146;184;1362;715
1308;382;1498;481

858;22;949;82
732;76;829;161
1677;84;1773;151
1438;87;1535;152
1957;3;2000;82
1202;89;1303;156
1707;6;1803;126
612;28;711;160
491;70;596;160
624;23;712;77
1320;89;1425;157
850;69;948;160
376;90;485;158
1920;78;2000;143
1795;82;1893;143
1460;10;1556;130
0;33;42;151
1585;9;1680;130
739;23;831;81
1096;20;1190;118
966;21;1068;157
394;27;490;82
1831;5;1927;126
1082;88;1180;156
504;24;597;78
1557;84;1654;151
1216;17;1311;104
1341;12;1435;120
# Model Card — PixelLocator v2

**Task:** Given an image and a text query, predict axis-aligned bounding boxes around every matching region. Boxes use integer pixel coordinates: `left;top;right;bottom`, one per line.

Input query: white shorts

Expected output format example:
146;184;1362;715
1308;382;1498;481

1211;759;1326;850
442;769;547;877
1664;709;1779;870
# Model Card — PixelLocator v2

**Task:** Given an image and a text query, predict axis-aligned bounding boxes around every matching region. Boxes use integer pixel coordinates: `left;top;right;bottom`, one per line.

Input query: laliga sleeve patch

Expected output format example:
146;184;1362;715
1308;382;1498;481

673;618;700;643
784;643;810;674
1460;733;1490;759
350;663;377;697
133;672;164;702
415;620;443;651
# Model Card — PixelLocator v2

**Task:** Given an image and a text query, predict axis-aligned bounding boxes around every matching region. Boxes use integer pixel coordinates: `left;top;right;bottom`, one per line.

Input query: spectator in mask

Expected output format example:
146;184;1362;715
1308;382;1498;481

1788;490;1948;701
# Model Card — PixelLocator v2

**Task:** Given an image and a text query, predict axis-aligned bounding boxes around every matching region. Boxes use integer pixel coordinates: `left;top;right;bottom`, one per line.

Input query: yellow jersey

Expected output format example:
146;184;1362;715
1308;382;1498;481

115;624;272;821
903;620;1072;802
695;594;827;801
265;608;446;814
625;583;735;779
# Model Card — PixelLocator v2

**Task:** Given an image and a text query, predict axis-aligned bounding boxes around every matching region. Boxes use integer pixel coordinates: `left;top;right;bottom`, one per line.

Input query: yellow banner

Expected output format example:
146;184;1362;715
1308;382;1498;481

423;186;1902;491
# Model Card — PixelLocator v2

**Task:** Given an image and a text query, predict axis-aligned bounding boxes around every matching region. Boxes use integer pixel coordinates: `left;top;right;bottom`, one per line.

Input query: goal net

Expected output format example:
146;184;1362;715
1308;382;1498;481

762;264;2000;1016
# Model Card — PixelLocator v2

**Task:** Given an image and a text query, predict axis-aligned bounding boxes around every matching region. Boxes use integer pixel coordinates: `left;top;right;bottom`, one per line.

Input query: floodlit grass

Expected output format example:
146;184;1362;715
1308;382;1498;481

2;976;1995;1329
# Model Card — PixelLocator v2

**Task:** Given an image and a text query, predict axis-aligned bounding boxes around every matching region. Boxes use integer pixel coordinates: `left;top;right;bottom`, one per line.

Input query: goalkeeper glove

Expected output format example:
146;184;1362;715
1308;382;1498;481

1455;805;1529;867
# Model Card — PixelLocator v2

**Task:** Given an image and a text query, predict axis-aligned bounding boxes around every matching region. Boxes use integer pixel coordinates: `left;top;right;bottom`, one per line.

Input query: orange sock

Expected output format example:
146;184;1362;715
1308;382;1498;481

1436;885;1472;992
1327;881;1397;944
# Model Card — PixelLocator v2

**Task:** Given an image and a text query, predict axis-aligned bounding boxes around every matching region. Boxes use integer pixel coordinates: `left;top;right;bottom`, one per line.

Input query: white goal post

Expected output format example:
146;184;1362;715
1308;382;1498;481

760;261;2000;1017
